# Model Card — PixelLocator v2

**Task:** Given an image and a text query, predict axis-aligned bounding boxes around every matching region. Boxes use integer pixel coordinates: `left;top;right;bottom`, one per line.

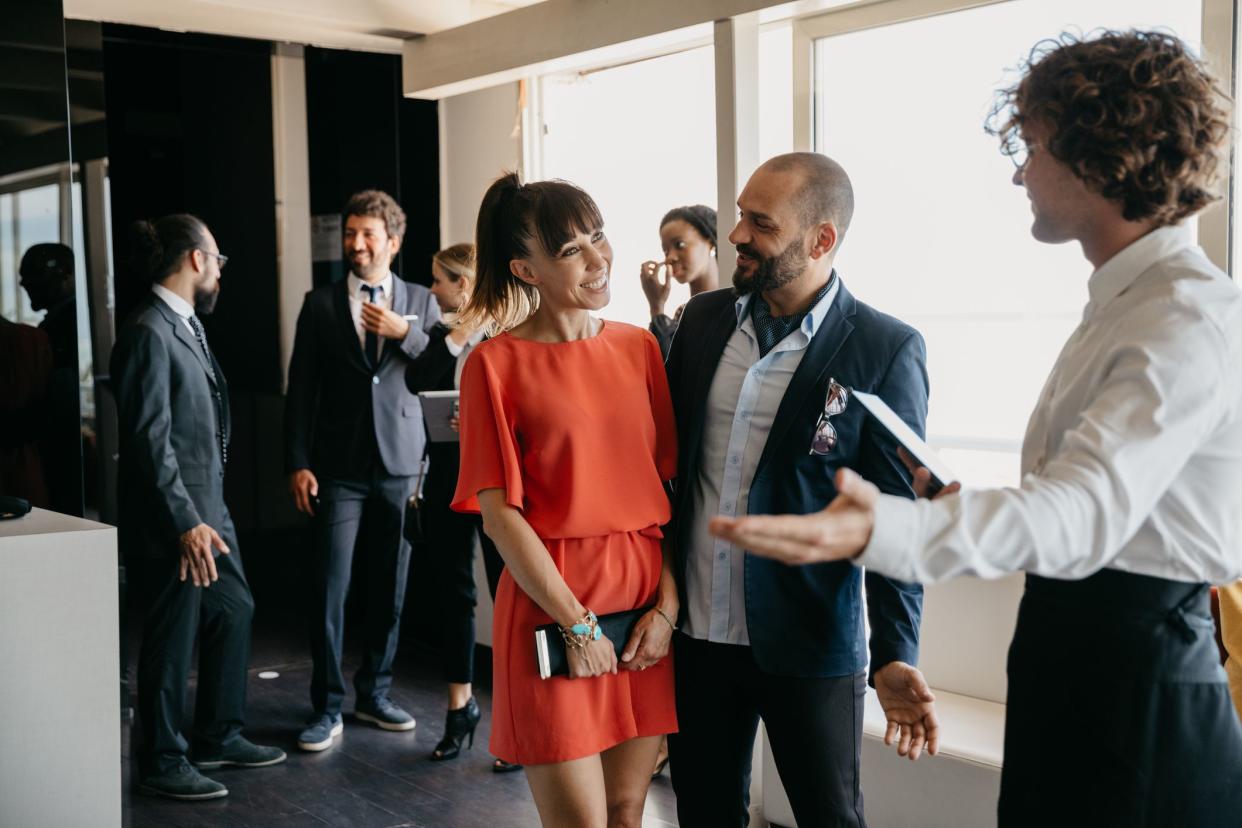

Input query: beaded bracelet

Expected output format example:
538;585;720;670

560;610;602;650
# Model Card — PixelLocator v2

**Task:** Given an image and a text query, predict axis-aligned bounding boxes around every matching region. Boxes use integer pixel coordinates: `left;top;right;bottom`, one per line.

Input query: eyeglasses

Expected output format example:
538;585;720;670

809;379;849;455
200;249;229;270
1009;141;1042;171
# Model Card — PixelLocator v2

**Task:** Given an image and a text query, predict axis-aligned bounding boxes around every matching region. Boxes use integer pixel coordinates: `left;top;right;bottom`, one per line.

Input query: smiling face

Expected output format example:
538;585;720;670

1012;122;1102;246
728;166;817;294
660;218;714;285
511;224;613;314
344;214;399;282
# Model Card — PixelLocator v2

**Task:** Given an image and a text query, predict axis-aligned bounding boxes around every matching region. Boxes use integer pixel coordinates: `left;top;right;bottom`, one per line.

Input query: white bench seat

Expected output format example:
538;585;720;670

763;574;1023;827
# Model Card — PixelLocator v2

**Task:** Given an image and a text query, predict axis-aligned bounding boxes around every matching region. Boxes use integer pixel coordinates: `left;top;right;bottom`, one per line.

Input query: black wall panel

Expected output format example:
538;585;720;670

305;47;439;288
102;25;281;396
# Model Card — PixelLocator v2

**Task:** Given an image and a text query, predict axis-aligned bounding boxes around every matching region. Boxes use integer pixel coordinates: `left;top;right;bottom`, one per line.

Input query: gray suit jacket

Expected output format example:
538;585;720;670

111;293;230;559
284;275;440;480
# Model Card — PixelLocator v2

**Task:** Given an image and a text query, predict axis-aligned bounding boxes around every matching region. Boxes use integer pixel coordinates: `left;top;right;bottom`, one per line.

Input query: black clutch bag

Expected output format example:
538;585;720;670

534;606;652;680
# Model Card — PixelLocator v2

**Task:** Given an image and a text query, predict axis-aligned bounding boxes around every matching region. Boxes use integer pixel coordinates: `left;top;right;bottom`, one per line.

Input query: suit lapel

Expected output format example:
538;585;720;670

153;297;219;388
685;297;741;482
332;279;370;371
754;282;857;477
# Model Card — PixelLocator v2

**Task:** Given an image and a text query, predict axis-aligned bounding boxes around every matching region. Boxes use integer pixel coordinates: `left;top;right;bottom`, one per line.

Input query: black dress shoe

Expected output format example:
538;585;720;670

431;696;481;761
194;737;287;769
137;758;228;800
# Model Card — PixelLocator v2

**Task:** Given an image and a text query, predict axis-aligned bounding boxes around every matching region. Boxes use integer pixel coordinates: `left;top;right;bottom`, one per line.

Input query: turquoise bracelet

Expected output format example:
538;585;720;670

561;610;601;648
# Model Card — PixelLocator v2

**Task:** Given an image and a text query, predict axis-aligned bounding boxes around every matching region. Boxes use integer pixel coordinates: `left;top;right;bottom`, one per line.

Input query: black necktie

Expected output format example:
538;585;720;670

361;284;382;367
187;315;228;465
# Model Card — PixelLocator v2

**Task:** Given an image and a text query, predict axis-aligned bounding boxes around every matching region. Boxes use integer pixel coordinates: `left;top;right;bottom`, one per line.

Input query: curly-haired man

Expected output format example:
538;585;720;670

709;30;1242;826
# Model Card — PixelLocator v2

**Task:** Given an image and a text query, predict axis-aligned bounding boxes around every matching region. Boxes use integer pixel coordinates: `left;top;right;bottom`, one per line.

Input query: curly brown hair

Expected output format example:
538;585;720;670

988;30;1232;226
343;189;407;242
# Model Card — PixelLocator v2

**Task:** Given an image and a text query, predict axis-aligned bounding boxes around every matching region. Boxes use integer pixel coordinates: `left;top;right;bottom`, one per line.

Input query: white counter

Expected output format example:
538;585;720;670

0;508;120;828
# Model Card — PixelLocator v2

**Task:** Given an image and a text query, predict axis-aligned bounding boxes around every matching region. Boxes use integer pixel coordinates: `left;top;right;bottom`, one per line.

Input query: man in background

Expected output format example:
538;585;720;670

113;214;284;801
285;190;440;752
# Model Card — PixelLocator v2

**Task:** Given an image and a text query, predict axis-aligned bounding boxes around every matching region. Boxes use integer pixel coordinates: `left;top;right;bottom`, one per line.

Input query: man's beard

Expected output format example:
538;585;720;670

349;250;389;281
194;282;220;316
733;236;808;295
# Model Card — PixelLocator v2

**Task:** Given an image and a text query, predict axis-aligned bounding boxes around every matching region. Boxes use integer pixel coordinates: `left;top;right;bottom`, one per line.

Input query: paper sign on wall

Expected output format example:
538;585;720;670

311;214;341;262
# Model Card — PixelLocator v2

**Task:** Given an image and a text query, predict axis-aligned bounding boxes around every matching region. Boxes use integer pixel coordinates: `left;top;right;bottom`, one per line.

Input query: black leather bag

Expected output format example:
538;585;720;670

403;453;430;545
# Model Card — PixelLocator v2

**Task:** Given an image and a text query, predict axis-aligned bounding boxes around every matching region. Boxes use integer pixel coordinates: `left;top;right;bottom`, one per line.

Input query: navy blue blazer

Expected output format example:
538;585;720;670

665;280;927;681
284;275;440;480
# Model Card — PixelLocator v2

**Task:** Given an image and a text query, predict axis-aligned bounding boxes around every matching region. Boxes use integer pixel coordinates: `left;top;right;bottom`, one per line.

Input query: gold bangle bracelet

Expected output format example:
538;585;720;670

654;607;677;631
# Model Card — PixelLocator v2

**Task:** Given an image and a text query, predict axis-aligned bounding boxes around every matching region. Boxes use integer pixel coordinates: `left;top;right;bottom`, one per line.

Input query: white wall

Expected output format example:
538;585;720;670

439;82;522;249
438;81;523;646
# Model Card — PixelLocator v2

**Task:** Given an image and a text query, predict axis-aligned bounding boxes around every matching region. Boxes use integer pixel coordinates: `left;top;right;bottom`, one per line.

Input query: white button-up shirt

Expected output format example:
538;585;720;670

860;225;1242;585
444;327;487;389
151;283;195;333
346;272;393;349
683;279;840;644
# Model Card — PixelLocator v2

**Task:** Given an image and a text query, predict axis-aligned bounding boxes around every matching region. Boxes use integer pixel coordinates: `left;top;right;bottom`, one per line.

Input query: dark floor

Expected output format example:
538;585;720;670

121;608;682;827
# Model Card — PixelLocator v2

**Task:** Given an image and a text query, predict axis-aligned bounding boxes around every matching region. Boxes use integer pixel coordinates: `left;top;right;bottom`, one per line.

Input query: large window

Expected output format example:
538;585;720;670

809;0;1203;486
538;25;794;328
540;47;718;327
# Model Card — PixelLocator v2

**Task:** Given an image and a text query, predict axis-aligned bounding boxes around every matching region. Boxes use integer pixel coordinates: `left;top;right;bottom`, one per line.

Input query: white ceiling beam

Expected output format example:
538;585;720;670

402;0;795;99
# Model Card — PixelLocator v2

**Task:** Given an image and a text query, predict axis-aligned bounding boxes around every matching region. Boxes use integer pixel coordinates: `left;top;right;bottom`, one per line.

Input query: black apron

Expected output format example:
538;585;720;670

999;568;1242;827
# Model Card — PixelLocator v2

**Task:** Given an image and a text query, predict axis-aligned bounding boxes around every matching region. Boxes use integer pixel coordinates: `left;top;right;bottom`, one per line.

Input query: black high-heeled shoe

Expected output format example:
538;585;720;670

430;696;481;761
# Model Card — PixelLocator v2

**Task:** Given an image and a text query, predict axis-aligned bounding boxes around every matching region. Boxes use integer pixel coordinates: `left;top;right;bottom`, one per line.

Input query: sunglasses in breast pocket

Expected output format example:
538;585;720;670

809;379;849;456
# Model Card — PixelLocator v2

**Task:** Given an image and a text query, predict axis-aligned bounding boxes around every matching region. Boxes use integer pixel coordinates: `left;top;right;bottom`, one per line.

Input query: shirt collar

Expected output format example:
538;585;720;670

151;283;194;319
1085;224;1193;320
733;270;841;338
348;272;394;299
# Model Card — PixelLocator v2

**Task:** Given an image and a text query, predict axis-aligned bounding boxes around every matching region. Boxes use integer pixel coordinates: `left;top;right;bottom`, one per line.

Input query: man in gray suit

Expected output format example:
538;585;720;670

112;214;284;801
285;190;440;751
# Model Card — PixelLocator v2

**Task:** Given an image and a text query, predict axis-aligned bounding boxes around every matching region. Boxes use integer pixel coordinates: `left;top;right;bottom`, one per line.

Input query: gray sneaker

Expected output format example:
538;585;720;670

194;737;287;769
354;696;415;732
297;713;343;752
137;758;228;800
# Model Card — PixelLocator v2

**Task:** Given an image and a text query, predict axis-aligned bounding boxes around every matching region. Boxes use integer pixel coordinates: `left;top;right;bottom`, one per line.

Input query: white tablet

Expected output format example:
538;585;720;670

851;390;959;488
418;390;460;443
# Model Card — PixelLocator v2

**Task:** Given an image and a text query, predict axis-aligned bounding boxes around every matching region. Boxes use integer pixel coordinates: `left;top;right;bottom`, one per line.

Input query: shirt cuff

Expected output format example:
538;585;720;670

854;494;921;582
444;337;464;357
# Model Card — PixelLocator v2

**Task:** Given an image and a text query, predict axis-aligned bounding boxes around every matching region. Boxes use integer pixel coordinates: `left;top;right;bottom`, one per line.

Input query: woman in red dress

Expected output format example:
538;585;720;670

452;173;679;827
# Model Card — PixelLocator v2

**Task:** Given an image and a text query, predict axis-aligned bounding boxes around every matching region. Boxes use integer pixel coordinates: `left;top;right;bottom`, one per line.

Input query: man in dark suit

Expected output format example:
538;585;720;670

285;190;440;752
664;154;937;827
112;214;284;801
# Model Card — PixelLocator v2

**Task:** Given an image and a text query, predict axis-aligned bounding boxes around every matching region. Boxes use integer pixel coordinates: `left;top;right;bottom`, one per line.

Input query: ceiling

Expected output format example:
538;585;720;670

62;0;545;54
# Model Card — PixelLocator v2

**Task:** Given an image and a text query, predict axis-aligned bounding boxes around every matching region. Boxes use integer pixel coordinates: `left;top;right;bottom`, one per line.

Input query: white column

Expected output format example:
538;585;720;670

714;13;761;283
271;43;313;389
1200;0;1237;275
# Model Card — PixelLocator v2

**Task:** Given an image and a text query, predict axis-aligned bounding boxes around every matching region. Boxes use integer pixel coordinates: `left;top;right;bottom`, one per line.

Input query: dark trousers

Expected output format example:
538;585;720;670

668;633;866;828
309;469;414;716
424;480;504;683
134;512;254;776
1000;570;1242;828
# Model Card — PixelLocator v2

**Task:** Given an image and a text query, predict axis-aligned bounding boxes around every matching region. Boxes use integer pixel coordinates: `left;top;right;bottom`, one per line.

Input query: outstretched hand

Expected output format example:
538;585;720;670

709;468;879;565
873;661;939;760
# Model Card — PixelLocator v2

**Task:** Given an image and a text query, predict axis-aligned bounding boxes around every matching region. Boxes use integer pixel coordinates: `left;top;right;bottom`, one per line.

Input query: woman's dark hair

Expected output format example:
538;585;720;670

127;214;211;284
459;172;604;331
660;204;717;247
988;29;1231;226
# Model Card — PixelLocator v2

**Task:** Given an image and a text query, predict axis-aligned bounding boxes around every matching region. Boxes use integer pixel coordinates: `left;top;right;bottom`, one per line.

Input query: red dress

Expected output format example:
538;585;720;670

452;321;678;765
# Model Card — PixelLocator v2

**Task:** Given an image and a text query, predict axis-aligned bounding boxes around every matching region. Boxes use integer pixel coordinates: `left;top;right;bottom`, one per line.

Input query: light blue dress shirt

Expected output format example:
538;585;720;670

682;279;841;644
